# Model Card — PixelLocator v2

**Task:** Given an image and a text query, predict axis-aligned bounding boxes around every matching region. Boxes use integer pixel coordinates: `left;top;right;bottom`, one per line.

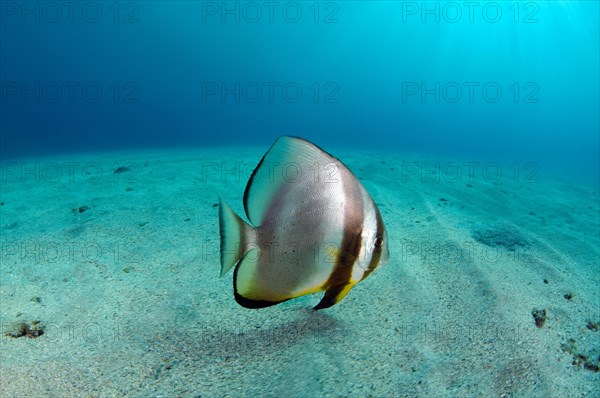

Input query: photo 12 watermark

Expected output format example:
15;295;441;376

201;81;339;104
200;1;339;24
200;160;344;184
1;81;139;104
397;239;542;266
1;240;140;265
401;82;539;104
395;320;540;347
1;320;142;344
1;161;140;184
400;2;540;24
399;161;539;184
0;1;140;24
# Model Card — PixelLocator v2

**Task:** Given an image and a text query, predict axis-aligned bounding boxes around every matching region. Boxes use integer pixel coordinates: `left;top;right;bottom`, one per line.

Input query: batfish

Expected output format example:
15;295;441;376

219;136;389;310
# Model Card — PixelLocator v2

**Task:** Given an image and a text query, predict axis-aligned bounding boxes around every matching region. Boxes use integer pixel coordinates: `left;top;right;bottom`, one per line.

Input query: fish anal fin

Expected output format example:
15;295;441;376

313;283;354;311
233;249;291;309
234;291;289;309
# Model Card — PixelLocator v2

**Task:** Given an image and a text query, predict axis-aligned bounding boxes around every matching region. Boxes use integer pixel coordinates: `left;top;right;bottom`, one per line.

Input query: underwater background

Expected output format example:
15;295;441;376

1;1;599;397
2;1;598;181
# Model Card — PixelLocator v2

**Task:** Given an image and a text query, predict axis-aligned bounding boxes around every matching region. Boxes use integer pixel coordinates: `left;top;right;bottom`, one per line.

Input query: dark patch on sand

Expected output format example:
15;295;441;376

114;166;131;174
472;223;528;251
532;308;547;328
5;321;45;338
561;338;600;372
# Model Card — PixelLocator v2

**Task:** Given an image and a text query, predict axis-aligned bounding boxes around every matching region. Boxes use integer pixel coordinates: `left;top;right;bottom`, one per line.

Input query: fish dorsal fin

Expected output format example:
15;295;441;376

243;136;342;225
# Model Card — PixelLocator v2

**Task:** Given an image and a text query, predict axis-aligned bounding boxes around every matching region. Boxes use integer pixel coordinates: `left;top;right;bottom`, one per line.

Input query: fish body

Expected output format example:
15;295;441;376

219;136;389;310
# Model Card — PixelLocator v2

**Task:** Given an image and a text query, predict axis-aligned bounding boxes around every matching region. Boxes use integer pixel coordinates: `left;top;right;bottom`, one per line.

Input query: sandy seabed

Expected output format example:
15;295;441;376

1;146;598;397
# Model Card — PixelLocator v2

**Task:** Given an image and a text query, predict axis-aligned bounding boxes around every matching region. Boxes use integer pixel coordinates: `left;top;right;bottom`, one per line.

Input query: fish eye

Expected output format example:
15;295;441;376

374;236;384;248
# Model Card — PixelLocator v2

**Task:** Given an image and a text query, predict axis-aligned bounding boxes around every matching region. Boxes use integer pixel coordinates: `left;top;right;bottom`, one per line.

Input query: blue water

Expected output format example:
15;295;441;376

1;1;598;181
1;4;600;396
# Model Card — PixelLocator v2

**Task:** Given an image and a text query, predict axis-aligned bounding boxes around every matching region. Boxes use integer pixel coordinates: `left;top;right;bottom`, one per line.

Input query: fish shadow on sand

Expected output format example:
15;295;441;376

169;309;342;360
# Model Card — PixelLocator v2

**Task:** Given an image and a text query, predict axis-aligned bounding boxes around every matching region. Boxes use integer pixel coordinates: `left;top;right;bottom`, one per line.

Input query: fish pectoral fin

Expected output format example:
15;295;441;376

313;283;354;311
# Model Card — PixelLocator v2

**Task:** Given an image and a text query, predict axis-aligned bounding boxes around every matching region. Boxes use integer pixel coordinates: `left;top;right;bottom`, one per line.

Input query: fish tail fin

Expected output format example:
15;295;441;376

219;198;254;277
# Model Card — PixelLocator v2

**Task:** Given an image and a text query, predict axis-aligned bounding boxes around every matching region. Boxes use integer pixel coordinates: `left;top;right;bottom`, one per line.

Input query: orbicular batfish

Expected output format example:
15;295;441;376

219;136;389;310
